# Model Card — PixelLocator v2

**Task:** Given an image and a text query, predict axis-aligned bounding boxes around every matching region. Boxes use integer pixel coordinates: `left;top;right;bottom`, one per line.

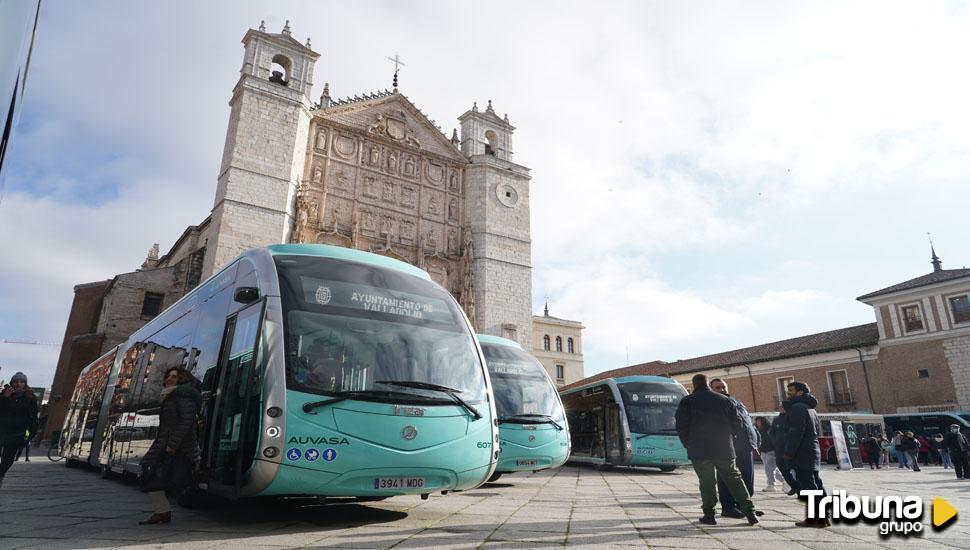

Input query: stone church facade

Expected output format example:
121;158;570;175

47;22;586;442
202;22;534;349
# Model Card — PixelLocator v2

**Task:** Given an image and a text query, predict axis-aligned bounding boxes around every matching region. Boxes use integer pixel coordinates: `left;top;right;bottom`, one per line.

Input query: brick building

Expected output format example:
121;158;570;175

565;255;970;415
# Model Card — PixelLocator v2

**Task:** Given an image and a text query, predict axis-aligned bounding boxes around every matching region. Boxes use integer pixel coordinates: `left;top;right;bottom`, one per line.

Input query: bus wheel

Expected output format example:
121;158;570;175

65;458;79;468
487;472;503;482
100;465;117;479
659;465;676;472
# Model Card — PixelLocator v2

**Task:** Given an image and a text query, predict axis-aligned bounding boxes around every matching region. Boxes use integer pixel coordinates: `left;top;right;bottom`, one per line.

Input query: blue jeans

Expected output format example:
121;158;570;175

895;449;909;467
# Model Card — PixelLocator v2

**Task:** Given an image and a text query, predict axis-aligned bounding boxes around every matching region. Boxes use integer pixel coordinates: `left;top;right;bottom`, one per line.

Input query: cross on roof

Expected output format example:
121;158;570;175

386;53;407;91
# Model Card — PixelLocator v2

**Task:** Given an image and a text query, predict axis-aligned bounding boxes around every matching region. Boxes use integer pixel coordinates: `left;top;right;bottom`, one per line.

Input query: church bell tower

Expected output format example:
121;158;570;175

459;101;533;350
202;21;320;277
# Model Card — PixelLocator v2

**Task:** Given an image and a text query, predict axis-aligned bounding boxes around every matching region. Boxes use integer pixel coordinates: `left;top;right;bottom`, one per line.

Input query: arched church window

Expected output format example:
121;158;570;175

270;54;292;86
543;335;550;351
555;336;562;352
568;338;574;354
484;130;497;156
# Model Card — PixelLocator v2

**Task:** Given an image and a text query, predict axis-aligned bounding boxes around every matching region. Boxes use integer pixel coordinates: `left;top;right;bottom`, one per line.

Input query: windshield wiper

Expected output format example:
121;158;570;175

375;380;482;420
499;414;563;431
302;390;422;414
636;428;679;440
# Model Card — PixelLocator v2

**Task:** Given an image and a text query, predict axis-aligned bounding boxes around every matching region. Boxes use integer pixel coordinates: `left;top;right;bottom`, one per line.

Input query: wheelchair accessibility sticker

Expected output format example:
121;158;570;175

286;448;302;461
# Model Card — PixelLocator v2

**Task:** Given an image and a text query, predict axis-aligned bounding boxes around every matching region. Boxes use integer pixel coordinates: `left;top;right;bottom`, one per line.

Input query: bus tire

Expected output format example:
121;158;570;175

827;446;837;465
659;465;676;472
65;458;79;468
100;465;117;479
487;472;503;482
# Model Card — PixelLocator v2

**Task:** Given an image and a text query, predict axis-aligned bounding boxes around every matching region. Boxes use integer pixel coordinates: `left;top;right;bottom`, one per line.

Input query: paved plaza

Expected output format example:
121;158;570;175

2;459;970;549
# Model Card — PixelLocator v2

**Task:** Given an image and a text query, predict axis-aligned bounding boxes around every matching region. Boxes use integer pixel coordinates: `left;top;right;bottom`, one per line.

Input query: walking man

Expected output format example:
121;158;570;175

0;373;39;489
782;381;828;528
943;424;970;479
675;373;760;526
710;378;759;517
770;403;799;495
900;431;921;472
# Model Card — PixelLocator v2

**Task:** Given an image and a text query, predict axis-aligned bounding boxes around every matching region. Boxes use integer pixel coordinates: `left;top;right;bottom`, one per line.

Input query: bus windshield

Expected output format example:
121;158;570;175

617;381;686;435
276;255;486;404
481;343;562;421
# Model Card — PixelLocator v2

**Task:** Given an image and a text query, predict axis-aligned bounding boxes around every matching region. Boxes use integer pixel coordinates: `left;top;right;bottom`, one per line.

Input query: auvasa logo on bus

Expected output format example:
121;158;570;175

288;436;350;445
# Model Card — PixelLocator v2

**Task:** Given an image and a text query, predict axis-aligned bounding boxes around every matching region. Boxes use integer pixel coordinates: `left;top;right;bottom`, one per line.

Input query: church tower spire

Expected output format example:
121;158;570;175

458;100;532;349
202;21;321;277
929;233;943;272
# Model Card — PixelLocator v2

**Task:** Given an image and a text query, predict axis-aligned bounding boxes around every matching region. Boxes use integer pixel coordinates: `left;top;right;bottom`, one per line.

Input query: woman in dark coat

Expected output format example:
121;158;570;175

140;367;202;525
0;372;38;489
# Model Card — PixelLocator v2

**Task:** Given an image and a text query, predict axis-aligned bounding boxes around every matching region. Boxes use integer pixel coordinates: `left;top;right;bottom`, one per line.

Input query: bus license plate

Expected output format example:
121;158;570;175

662;457;680;464
516;459;538;467
373;477;425;490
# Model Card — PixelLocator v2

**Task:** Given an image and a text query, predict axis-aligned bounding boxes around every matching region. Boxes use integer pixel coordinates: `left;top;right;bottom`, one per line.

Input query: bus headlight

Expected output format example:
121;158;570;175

266;407;282;418
263;446;279;458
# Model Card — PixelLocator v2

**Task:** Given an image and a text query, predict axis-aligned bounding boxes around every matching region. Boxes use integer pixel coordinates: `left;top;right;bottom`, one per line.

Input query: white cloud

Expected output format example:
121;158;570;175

4;0;970;388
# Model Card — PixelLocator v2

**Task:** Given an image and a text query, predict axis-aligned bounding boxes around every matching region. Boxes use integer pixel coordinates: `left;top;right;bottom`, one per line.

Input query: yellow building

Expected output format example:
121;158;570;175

532;304;585;387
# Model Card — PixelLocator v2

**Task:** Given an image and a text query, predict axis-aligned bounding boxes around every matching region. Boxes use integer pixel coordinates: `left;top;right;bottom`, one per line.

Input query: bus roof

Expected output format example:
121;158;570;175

560;375;680;396
613;375;681;385
476;334;523;349
266;244;431;281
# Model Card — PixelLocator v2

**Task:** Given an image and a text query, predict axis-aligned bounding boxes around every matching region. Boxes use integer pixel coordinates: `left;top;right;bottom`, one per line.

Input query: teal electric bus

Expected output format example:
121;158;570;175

59;244;499;499
476;335;570;482
560;376;689;471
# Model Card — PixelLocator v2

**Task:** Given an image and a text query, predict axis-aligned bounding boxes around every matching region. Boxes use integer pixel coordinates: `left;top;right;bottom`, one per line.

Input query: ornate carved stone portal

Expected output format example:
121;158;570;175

302;95;468;305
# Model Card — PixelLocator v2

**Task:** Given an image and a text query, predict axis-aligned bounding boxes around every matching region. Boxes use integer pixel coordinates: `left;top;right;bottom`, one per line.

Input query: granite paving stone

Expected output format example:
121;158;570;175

2;460;970;548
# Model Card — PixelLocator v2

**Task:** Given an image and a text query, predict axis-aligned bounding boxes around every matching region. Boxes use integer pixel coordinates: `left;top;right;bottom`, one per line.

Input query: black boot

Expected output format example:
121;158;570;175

699;515;717;525
746;510;760;525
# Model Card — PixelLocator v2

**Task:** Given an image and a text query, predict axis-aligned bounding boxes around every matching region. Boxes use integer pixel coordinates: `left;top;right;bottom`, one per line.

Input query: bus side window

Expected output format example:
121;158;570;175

191;285;233;381
922;415;943;437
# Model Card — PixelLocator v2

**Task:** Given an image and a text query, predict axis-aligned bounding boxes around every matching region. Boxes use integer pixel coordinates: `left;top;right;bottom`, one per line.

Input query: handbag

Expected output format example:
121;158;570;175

140;451;193;493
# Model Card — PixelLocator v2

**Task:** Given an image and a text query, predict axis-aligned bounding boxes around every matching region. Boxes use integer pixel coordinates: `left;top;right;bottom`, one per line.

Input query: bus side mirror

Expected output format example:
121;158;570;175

234;287;260;304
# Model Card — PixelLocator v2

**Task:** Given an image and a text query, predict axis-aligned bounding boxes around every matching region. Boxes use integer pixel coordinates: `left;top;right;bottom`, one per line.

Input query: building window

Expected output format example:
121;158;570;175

900;304;924;333
776;377;793;405
950;295;970;325
567;337;575;353
485;130;497;156
555;336;562;352
918;369;930;379
543;335;550;351
556;365;564;381
826;370;853;405
141;292;164;318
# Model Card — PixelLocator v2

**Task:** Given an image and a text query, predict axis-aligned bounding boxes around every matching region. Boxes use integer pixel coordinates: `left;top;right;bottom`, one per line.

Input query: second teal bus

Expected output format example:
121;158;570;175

477;335;570;481
560;376;689;471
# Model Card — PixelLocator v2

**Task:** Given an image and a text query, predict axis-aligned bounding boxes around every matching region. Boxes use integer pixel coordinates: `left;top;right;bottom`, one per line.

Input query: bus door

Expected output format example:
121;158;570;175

606;402;624;463
591;405;606;459
205;299;266;496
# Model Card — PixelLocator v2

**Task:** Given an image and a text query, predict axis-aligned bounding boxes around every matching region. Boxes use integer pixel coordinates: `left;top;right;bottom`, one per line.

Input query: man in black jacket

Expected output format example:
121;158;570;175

675;373;760;526
943;424;970;479
0;372;39;489
710;378;759;518
782;381;827;528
